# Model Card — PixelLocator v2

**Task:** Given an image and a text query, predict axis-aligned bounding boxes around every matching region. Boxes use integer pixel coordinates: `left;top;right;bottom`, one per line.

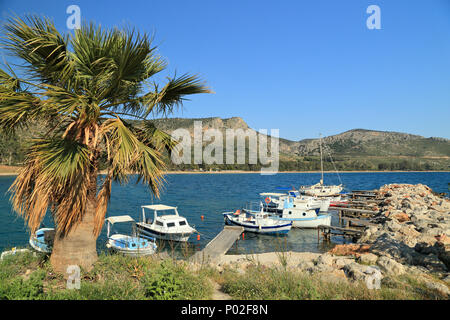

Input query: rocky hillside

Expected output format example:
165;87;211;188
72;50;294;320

293;129;450;158
148;116;250;133
1;117;449;171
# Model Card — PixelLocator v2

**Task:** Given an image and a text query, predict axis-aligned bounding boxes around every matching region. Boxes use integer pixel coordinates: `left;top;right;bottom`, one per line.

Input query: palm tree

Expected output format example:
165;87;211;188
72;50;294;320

0;15;211;273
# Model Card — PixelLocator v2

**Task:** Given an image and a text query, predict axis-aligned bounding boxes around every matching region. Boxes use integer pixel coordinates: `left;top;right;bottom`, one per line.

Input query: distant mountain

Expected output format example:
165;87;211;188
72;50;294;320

147;117;450;157
1;117;449;171
145;117;450;171
293;129;450;158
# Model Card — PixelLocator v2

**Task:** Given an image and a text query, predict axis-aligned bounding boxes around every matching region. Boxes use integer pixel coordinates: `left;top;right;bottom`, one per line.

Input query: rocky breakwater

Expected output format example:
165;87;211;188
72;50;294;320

215;184;450;297
319;183;449;295
360;184;450;273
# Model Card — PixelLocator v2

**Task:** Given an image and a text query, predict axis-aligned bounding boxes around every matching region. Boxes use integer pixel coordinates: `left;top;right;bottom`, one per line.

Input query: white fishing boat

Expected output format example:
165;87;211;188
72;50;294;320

136;204;196;242
260;191;330;213
274;206;332;228
259;194;331;228
223;208;292;234
300;134;343;197
29;227;55;253
105;215;157;257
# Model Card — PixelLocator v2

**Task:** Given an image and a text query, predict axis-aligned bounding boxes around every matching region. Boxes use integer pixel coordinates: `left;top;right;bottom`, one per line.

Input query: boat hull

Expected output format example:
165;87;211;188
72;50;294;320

136;223;193;242
224;214;292;234
106;242;156;257
106;234;157;257
278;213;332;228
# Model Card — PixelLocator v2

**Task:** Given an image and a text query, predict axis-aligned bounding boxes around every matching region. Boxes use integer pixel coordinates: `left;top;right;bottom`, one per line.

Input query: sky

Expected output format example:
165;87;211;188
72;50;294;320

1;0;449;141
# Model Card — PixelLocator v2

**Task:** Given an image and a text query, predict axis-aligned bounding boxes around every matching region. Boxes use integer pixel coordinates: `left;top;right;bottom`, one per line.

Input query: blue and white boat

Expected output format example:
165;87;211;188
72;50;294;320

273;202;332;228
105;215;157;257
259;194;332;228
223;208;292;235
261;191;331;213
29;227;54;253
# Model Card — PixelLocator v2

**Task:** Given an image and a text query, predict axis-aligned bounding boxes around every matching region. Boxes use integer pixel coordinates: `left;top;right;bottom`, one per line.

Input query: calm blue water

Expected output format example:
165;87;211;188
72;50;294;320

1;172;449;255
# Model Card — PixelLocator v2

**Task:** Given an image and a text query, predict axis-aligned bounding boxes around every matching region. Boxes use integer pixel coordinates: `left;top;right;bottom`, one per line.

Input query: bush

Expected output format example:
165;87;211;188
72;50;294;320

0;270;46;300
142;260;210;300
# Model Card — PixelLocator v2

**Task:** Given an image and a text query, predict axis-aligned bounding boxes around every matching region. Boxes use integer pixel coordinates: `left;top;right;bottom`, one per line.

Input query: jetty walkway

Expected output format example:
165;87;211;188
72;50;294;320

190;226;243;264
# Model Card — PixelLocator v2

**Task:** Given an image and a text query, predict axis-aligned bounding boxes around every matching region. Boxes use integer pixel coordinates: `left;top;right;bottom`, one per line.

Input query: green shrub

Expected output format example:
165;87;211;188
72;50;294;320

142;260;211;300
0;269;46;300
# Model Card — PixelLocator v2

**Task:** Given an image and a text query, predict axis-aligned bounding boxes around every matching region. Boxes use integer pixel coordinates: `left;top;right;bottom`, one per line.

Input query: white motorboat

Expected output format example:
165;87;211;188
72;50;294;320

105;215;157;257
29;227;55;253
136;204;196;242
223;208;292;235
299;134;343;197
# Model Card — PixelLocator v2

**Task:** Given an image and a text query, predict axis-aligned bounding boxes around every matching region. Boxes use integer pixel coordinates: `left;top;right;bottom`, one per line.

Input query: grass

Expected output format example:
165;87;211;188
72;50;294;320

219;264;448;300
0;249;448;300
0;251;212;300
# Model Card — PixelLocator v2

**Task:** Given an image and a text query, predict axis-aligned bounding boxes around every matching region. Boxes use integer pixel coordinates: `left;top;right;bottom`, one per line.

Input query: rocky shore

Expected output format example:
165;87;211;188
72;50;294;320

215;183;450;296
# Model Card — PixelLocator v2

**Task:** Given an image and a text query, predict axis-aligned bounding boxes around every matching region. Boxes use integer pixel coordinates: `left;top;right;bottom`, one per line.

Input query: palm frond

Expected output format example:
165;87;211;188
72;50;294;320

100;117;167;197
9;136;91;235
0;88;45;135
1;14;73;85
140;73;212;117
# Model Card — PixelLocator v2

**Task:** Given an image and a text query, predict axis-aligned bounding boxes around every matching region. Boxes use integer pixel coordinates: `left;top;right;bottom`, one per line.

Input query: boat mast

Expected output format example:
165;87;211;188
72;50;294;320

319;133;324;185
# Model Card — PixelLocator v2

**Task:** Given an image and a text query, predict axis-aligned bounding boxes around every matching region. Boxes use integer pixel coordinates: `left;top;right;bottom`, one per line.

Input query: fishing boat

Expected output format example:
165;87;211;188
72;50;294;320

260;192;330;213
299;134;343;197
273;206;332;228
29;227;55;253
105;215;157;257
223;208;292;234
136;204;196;242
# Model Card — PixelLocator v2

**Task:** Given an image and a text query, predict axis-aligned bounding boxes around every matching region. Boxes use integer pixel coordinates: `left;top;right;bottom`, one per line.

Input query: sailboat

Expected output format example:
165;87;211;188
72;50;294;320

299;134;343;197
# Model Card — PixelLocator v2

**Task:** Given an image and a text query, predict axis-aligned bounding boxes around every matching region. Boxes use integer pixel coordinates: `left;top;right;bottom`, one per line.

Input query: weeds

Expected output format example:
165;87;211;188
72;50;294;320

0;249;447;300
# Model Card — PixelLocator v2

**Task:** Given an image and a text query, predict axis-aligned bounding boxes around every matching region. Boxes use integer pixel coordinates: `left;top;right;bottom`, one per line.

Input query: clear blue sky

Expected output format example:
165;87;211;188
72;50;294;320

1;0;449;140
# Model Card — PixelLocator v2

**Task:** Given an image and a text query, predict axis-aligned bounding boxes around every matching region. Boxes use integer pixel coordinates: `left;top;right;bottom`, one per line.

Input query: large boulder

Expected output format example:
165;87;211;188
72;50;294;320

358;253;378;265
424;280;450;297
376;256;405;276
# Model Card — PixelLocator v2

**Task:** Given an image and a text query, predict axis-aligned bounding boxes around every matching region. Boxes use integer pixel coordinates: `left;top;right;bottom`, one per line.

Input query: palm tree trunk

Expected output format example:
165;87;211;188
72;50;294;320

50;165;99;275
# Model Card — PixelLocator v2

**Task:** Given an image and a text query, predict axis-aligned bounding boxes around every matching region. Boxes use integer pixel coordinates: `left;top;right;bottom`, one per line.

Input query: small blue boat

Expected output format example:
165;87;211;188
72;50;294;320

106;215;157;257
29;228;55;253
223;209;292;235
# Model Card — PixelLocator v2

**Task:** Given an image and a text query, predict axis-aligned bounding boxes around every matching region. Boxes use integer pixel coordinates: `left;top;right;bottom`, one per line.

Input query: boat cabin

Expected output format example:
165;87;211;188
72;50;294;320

141;204;190;229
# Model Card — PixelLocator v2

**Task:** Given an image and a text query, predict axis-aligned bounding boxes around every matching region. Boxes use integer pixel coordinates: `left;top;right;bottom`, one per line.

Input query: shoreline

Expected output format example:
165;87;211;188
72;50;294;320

1;169;449;176
163;170;450;174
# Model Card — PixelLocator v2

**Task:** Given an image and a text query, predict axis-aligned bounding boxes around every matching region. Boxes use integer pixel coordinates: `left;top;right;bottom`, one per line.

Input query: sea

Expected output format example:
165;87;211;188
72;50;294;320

0;172;449;255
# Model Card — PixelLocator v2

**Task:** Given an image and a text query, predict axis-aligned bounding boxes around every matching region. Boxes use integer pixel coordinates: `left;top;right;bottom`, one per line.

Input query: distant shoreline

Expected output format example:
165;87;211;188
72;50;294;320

1;166;449;177
162;170;450;174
